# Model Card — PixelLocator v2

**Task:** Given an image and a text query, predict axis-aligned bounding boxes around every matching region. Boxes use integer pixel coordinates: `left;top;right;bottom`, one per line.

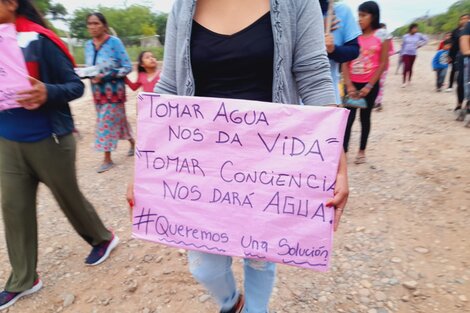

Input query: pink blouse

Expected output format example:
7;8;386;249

125;71;161;92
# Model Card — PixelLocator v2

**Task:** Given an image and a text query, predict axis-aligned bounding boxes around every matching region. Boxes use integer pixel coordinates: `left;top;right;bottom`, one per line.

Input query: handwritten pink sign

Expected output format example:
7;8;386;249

0;24;30;111
133;93;349;271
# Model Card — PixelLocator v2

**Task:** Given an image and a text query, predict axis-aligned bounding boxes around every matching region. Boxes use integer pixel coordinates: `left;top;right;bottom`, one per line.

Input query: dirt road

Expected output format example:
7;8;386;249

0;45;469;313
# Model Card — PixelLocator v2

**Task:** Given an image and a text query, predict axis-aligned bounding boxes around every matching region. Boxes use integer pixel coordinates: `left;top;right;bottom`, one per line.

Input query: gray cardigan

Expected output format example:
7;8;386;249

154;0;336;106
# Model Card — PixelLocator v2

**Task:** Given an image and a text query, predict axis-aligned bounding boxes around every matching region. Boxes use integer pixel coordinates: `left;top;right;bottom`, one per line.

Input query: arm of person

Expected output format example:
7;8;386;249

100;38;133;82
124;76;142;91
326;150;348;232
328;37;360;63
44;39;85;104
17;38;84;109
341;61;358;98
461;34;470;55
328;3;361;64
292;0;348;228
358;39;391;98
154;7;178;95
418;33;429;48
293;0;336;106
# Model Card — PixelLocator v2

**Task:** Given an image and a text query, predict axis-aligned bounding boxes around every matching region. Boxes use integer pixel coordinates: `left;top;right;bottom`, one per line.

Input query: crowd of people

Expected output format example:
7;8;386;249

0;0;467;312
434;13;470;127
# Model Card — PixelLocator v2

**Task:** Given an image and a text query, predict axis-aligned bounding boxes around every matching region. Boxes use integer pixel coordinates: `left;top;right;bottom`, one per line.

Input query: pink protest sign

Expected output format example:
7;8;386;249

0;24;30;111
133;93;349;271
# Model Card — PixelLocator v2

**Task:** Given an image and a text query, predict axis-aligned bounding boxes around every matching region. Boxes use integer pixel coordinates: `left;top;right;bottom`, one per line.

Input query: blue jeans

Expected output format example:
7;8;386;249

188;251;276;313
436;68;448;89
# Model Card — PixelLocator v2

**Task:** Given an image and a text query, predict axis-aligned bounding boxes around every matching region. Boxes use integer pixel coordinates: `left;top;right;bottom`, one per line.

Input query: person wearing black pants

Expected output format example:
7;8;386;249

448;60;458;91
456;55;465;109
343;83;380;153
448;14;470;91
342;1;390;164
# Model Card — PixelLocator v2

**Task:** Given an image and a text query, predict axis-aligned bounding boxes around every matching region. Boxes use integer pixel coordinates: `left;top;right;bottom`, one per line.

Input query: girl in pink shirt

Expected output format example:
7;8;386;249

342;1;391;164
125;51;161;92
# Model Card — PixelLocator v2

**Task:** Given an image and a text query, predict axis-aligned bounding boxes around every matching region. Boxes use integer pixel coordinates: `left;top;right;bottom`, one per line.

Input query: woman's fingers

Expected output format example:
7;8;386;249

127;183;134;222
333;207;343;231
326;171;349;232
327;194;347;232
16;77;47;109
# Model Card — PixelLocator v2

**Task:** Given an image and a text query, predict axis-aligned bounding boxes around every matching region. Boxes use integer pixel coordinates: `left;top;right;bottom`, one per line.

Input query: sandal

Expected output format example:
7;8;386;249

97;162;115;173
354;155;366;164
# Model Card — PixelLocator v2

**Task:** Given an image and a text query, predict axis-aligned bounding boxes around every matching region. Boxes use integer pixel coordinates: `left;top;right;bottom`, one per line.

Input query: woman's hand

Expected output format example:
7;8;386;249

91;74;104;84
16;77;47;110
347;85;358;99
326;151;349;232
358;86;371;98
126;182;135;222
325;33;335;54
330;17;340;32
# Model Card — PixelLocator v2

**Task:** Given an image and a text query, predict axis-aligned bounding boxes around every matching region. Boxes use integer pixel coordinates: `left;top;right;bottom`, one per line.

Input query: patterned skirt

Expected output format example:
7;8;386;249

95;102;133;152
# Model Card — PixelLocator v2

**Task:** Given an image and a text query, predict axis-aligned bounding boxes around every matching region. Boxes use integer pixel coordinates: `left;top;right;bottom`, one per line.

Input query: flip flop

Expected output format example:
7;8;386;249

127;147;135;157
354;156;366;165
97;162;115;173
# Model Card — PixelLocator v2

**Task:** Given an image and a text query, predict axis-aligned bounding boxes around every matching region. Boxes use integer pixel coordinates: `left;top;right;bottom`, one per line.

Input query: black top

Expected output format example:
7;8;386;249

191;12;274;102
460;22;470;57
450;26;465;59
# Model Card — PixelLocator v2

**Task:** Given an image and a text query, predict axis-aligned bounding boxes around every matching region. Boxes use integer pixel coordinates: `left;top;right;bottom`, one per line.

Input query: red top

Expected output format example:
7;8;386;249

15;16;76;67
438;41;445;50
125;71;161;92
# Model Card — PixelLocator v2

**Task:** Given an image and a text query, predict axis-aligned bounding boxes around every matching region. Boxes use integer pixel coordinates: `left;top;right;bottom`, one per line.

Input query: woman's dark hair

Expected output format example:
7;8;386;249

379;23;386;29
2;0;48;28
409;23;419;33
137;51;151;73
358;1;381;30
86;12;109;32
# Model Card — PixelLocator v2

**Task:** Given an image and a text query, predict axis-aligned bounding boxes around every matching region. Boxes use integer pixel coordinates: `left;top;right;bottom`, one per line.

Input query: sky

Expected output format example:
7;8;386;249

53;0;456;32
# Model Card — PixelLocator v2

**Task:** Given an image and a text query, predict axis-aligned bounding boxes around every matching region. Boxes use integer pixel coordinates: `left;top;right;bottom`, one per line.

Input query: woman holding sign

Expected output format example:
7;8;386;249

85;13;135;173
0;0;118;310
127;0;349;312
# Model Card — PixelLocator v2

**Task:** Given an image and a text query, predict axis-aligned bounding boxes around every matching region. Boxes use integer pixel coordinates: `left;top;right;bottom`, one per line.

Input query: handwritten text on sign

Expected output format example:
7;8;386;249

132;94;349;271
0;24;30;111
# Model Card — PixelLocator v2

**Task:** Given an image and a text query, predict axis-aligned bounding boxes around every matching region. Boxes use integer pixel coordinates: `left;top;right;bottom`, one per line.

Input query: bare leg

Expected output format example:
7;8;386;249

104;152;112;164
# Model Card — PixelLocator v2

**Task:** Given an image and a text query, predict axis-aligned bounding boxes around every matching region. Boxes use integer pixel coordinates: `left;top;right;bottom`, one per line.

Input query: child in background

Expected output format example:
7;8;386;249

432;40;451;92
374;23;395;111
438;32;451;50
342;1;391;164
125;51;161;92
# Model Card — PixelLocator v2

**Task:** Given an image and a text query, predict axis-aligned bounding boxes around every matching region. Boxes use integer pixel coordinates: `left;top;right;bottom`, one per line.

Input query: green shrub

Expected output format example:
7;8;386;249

72;45;164;65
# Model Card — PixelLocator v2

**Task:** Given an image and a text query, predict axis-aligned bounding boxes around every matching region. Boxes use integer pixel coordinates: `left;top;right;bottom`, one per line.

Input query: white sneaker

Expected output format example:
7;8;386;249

401;83;407;88
445;88;453;93
85;233;120;266
0;278;43;310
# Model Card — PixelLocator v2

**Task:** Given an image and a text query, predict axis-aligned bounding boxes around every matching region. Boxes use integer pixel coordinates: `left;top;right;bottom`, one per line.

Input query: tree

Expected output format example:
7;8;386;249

69;5;159;44
69;8;94;39
48;3;67;20
155;13;168;45
34;0;51;15
392;0;470;36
